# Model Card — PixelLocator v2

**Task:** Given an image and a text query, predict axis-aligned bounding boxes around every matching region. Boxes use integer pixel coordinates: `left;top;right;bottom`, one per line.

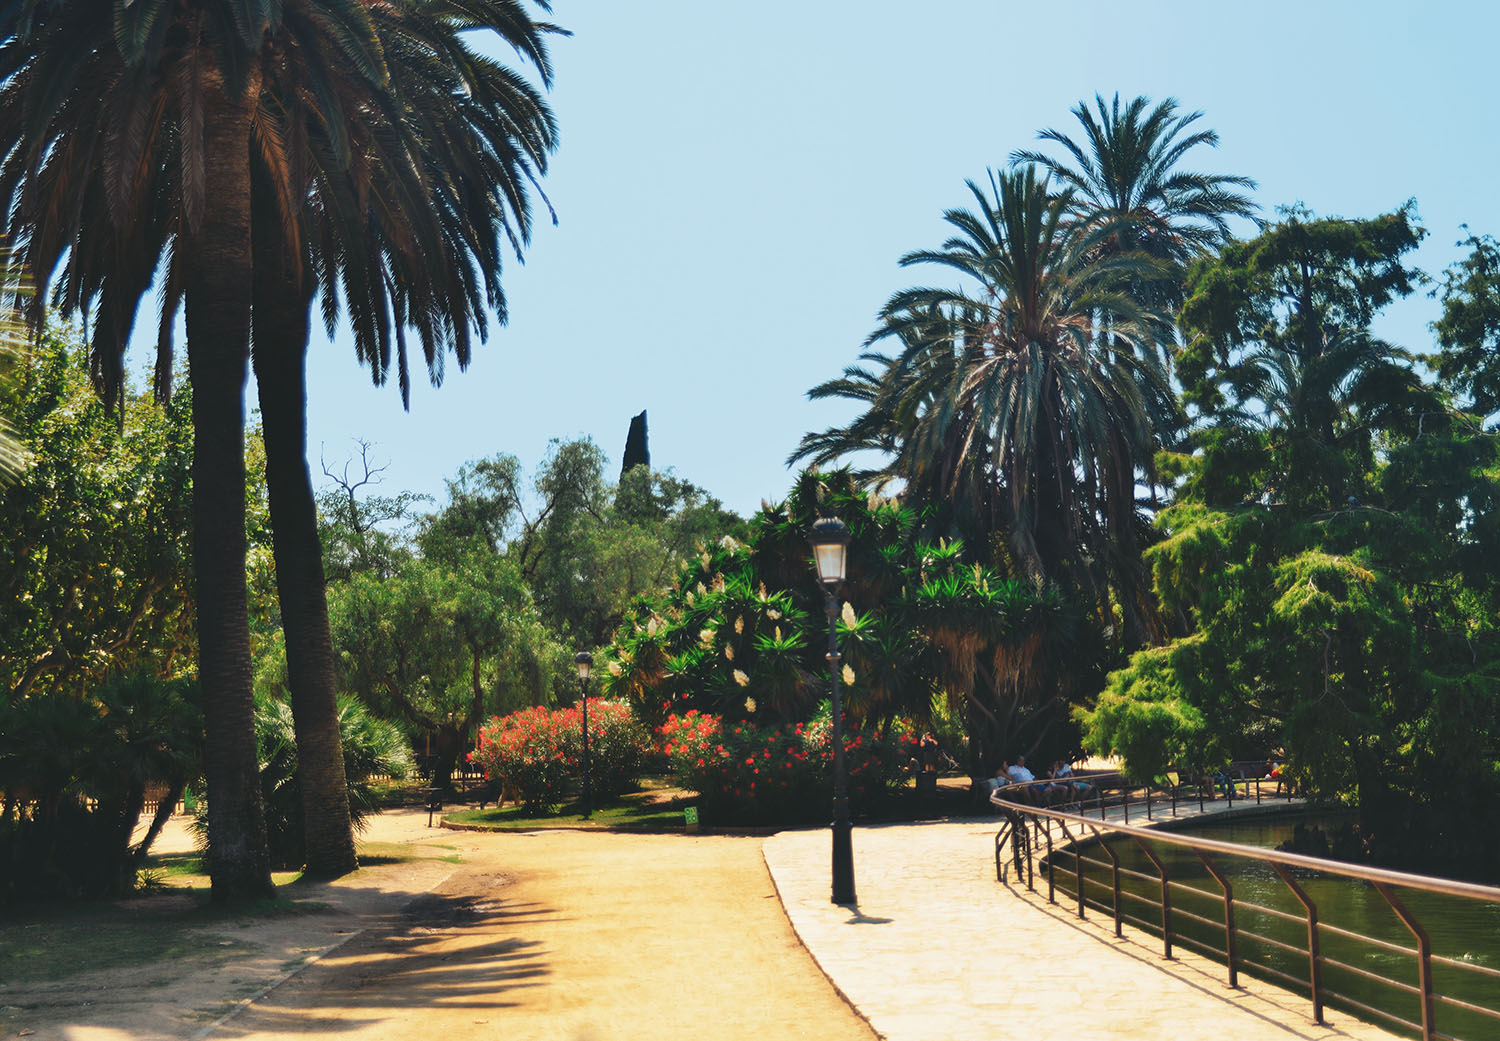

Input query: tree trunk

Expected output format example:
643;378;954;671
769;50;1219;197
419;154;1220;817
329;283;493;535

130;776;186;869
252;204;359;879
184;60;275;902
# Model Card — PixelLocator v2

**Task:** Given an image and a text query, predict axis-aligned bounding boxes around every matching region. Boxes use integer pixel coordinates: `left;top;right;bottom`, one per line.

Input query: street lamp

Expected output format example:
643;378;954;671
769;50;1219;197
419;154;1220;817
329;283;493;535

575;651;594;819
808;516;856;906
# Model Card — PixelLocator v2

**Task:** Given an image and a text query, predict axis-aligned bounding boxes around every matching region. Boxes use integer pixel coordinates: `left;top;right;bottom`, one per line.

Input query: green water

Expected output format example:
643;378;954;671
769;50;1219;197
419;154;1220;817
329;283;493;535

1047;816;1500;1041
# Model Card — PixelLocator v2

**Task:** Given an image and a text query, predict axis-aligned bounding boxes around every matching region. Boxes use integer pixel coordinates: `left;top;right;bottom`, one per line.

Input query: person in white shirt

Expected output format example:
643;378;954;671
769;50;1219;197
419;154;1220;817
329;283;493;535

1007;755;1040;804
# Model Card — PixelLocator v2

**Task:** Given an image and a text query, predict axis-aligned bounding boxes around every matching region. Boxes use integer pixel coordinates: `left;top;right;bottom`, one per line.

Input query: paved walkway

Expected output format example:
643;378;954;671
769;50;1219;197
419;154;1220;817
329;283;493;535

763;814;1404;1041
13;801;1417;1039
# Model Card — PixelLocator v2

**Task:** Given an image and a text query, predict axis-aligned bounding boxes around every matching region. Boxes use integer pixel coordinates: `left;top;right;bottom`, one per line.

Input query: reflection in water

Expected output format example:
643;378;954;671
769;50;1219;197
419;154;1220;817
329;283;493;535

1053;816;1500;1041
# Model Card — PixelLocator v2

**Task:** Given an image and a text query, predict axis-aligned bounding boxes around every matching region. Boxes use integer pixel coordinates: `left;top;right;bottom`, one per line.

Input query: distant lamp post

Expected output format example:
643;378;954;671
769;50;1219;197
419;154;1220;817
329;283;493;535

809;516;856;906
575;651;594;819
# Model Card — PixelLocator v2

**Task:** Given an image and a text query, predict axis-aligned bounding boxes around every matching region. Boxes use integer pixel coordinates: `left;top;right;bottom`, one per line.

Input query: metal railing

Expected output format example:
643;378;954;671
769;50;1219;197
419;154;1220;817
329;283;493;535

991;778;1500;1041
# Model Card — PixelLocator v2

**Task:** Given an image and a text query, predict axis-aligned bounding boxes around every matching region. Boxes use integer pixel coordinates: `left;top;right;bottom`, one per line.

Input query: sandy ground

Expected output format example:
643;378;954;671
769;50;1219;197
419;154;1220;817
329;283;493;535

0;811;874;1041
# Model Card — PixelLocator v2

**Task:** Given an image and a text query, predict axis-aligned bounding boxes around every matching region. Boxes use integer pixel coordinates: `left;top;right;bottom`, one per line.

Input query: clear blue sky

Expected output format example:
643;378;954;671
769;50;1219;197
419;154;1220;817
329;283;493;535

282;0;1500;517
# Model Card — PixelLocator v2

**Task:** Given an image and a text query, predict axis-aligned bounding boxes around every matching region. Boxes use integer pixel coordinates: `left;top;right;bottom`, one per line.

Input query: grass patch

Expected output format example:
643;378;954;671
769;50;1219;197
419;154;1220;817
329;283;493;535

0;903;252;984
445;790;692;831
442;777;985;831
0;871;337;985
136;851;303;895
354;840;463;866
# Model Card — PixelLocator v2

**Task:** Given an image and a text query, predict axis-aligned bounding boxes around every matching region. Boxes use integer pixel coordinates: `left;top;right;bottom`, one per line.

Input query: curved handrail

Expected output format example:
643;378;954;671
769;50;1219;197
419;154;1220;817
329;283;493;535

990;777;1500;1041
992;779;1500;903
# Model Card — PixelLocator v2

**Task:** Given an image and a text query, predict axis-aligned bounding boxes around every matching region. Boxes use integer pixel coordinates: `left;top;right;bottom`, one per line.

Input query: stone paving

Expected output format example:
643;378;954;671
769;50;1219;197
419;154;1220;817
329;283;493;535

762;810;1406;1041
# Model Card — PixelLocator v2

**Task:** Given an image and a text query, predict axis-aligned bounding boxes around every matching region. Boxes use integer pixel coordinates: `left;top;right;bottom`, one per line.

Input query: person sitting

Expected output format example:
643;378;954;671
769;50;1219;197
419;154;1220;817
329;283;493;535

1055;759;1093;803
1007;755;1040;804
985;763;1011;798
1045;760;1085;805
1211;765;1233;798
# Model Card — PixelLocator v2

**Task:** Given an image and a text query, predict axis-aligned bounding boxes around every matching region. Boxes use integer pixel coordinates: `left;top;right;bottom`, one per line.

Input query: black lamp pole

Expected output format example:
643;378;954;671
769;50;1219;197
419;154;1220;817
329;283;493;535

575;651;593;819
809;517;856;906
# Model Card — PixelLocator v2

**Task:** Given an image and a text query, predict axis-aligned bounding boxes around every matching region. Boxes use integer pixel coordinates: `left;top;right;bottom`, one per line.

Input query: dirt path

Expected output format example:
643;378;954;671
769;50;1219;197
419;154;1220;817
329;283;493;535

211;831;875;1041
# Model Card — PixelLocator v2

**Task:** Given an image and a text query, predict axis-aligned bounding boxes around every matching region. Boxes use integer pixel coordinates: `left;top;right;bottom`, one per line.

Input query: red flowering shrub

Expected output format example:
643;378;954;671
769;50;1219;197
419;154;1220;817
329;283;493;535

658;709;917;824
471;700;651;812
555;700;652;798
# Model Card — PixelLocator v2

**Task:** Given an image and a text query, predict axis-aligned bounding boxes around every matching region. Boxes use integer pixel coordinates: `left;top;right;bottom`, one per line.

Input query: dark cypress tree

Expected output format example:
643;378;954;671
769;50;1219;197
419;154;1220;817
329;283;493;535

621;410;649;476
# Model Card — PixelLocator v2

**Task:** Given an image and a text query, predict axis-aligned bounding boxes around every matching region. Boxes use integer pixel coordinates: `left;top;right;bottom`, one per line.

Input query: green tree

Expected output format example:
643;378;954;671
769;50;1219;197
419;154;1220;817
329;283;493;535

1;333;195;699
419;439;742;646
1433;230;1500;418
1082;209;1500;876
329;550;567;789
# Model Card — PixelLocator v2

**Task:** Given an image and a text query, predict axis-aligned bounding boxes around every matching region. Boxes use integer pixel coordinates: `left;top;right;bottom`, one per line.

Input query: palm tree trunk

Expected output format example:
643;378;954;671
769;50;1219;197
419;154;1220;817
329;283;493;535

252;209;359;879
184;61;275;902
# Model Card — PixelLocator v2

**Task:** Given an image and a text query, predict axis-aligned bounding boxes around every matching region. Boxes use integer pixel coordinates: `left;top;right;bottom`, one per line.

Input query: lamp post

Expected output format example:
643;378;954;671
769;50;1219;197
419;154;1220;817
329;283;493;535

575;651;594;819
809;516;856;906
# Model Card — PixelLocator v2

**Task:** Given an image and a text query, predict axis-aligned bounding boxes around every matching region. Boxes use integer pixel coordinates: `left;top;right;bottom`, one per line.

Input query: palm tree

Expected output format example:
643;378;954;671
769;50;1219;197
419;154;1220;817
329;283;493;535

242;0;559;875
0;274;30;485
1011;92;1257;339
2;0;560;882
0;0;388;899
858;167;1177;640
888;168;1170;594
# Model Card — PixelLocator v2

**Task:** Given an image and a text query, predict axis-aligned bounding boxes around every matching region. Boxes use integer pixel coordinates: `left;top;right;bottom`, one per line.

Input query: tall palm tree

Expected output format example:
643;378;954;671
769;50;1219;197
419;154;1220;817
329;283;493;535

2;0;559;880
855;167;1176;640
0;0;388;899
1011;92;1257;324
239;0;558;875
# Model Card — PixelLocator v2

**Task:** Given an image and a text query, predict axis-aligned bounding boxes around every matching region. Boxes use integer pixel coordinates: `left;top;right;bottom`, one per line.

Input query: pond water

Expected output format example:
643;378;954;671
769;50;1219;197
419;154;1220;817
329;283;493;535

1051;814;1500;1041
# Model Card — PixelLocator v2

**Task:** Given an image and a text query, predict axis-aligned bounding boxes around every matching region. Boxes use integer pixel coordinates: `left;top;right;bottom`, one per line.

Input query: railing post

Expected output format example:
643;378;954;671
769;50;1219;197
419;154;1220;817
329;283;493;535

1025;819;1036;892
1273;863;1324;1025
1146;783;1153;820
1123;784;1130;824
1060;822;1084;919
1134;838;1172;958
1375;881;1436;1041
1090;827;1122;938
1197;851;1238;988
1045;821;1056;904
995;818;1010;882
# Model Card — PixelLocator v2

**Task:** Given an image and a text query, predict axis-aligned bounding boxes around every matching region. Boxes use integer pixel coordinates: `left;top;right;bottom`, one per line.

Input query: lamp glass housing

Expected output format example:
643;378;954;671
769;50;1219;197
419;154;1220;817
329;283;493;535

808;517;850;587
574;651;593;683
812;541;847;587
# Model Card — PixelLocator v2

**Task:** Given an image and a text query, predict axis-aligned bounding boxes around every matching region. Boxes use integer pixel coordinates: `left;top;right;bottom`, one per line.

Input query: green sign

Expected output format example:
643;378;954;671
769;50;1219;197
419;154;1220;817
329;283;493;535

684;806;699;826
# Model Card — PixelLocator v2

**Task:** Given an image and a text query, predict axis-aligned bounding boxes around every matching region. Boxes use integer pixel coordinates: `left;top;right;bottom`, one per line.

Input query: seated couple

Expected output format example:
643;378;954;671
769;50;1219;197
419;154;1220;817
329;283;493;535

989;755;1090;806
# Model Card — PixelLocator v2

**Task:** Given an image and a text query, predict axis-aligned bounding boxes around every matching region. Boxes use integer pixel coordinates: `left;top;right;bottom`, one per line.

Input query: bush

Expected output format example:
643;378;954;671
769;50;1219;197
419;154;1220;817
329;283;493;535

658;708;916;825
250;692;413;869
557;700;651;799
0;673;201;903
470;700;650;813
